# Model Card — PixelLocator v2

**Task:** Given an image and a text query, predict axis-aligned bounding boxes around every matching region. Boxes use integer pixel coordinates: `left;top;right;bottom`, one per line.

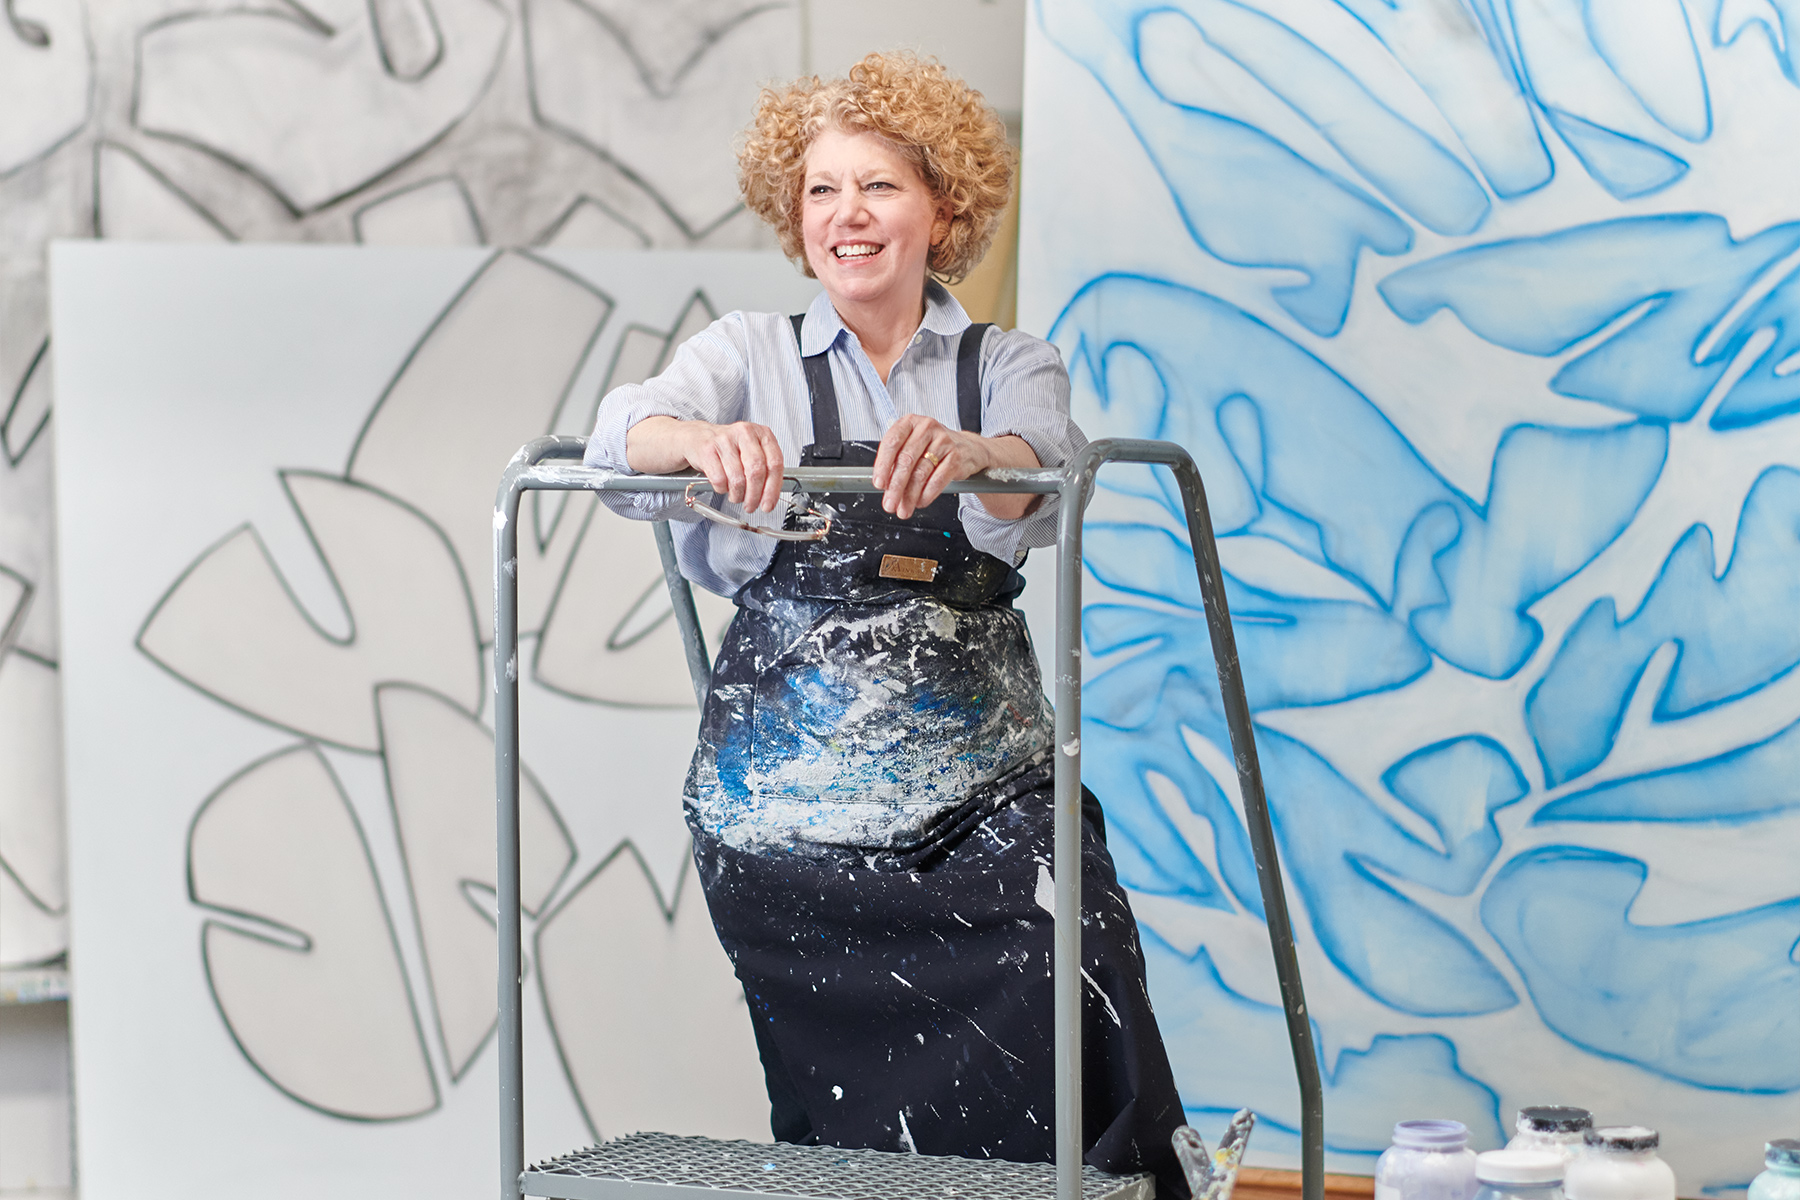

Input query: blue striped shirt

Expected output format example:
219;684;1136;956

585;281;1083;597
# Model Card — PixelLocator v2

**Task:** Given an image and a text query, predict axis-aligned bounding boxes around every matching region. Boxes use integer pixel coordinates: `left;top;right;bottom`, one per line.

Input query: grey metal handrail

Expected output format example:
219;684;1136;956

494;435;1323;1200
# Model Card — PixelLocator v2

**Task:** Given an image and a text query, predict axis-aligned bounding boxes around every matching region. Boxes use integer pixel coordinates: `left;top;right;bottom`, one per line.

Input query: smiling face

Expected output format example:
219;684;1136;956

801;127;950;325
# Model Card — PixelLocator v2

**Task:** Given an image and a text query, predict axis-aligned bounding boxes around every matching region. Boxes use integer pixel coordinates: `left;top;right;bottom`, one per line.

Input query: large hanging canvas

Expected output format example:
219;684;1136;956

51;244;818;1199
1020;0;1800;1189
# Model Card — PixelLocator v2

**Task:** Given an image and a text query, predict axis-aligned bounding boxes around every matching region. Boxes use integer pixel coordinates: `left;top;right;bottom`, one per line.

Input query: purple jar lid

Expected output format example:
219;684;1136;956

1518;1107;1592;1134
1393;1120;1471;1150
1586;1126;1660;1152
1768;1140;1800;1169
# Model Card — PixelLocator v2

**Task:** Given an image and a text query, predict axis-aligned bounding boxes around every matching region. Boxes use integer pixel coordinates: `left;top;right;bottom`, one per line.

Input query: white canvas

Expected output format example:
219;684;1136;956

1020;0;1800;1188
51;243;818;1199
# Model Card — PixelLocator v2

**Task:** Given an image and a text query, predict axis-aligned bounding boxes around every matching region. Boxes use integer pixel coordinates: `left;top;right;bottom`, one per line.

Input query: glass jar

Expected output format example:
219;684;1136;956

1507;1107;1593;1168
1377;1120;1481;1200
1749;1139;1800;1200
1474;1149;1567;1200
1564;1127;1676;1200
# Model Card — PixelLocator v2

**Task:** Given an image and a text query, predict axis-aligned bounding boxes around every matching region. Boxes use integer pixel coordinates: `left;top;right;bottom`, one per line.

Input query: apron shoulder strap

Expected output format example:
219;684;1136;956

956;323;991;434
790;312;842;460
792;314;987;452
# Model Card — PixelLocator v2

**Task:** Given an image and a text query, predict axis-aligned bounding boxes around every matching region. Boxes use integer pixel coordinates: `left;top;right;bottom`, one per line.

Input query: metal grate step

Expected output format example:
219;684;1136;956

522;1131;1155;1200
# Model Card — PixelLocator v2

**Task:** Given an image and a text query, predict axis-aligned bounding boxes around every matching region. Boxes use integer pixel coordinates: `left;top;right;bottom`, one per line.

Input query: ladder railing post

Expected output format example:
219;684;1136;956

653;520;712;709
495;452;528;1200
1167;453;1324;1200
1052;455;1099;1200
495;435;589;1200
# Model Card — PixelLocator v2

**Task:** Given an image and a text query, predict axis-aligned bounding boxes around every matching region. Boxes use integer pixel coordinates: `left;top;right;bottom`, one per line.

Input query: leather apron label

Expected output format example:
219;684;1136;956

878;553;940;582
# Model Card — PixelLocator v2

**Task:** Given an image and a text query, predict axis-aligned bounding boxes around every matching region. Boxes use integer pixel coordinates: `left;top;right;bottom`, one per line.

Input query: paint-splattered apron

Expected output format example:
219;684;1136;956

683;318;1188;1197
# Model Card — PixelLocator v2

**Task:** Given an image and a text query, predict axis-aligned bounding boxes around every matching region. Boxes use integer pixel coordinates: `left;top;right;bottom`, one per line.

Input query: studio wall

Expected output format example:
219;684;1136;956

1020;0;1800;1188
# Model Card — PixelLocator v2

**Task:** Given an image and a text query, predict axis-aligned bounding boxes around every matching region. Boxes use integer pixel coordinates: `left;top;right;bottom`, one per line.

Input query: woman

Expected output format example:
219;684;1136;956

585;51;1188;1196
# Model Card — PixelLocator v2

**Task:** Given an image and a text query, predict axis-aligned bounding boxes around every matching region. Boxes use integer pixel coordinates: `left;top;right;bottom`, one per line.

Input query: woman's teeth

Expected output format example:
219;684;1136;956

835;244;880;258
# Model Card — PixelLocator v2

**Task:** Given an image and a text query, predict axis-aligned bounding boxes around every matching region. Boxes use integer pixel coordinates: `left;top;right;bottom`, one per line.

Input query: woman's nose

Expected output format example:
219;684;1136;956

834;189;870;225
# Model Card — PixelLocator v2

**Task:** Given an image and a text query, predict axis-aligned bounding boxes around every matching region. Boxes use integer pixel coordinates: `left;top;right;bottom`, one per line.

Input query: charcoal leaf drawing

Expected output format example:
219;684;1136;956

52;246;816;1193
134;251;737;1125
0;354;63;966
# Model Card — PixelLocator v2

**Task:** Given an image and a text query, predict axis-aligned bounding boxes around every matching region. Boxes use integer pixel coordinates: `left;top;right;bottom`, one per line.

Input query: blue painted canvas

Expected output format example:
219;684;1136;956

1020;0;1800;1189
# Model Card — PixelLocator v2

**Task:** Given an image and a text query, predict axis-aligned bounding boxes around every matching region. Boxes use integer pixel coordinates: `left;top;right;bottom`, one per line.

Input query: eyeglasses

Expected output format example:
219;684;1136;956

684;481;834;541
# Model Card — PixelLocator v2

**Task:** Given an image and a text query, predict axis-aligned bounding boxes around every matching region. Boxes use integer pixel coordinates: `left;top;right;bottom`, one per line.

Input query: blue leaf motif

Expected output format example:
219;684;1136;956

1399;422;1667;679
1383;737;1529;864
1084;524;1432;710
1481;846;1800;1092
1380;215;1800;424
1538;711;1800;824
1038;0;1412;335
1054;276;1666;680
1085;655;1519;1015
1528;466;1800;786
1138;2;1491;236
1145;934;1506;1149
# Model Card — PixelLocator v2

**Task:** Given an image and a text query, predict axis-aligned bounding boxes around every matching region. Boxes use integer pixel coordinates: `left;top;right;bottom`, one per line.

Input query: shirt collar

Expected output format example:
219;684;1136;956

799;280;972;356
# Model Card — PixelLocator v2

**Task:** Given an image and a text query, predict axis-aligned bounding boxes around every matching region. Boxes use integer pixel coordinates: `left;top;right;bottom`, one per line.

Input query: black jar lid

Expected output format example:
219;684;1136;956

1518;1107;1593;1134
1586;1126;1660;1152
1768;1140;1800;1169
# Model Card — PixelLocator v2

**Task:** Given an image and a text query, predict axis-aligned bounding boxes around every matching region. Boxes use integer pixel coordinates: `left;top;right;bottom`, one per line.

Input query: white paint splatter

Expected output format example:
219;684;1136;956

832;1085;844;1100
1035;864;1056;916
1082;966;1123;1028
898;1109;919;1153
888;971;1023;1064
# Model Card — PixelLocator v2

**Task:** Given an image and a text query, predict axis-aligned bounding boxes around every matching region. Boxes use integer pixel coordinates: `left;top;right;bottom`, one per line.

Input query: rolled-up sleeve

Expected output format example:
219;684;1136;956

583;314;752;521
958;328;1085;563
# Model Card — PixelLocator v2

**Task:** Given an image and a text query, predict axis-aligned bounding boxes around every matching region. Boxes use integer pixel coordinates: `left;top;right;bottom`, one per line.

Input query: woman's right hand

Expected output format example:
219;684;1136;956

626;416;787;513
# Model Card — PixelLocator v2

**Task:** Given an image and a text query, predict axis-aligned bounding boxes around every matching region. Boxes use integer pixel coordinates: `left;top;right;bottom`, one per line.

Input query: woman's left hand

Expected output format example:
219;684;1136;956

872;415;1042;520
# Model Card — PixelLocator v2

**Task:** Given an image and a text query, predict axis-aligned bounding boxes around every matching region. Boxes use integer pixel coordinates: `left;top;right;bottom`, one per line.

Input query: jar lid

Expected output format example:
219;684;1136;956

1768;1140;1800;1169
1518;1107;1593;1134
1393;1120;1471;1150
1585;1126;1660;1152
1477;1150;1565;1185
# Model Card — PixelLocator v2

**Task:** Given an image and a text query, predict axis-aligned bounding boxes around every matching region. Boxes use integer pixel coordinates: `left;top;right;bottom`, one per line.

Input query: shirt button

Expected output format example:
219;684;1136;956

913;334;923;345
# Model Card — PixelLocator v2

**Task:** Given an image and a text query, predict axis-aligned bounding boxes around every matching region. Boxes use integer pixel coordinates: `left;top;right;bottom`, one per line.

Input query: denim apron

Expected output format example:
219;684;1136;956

683;316;1188;1197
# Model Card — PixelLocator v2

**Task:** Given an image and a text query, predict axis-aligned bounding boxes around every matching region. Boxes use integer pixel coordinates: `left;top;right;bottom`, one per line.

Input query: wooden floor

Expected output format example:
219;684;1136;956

1234;1168;1376;1200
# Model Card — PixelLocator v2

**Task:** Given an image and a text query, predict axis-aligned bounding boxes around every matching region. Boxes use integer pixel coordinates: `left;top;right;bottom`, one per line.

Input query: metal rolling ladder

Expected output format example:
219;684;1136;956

494;436;1325;1200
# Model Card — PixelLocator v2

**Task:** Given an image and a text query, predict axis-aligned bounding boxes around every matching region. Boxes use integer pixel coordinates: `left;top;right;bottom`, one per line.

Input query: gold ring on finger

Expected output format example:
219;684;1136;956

923;451;940;467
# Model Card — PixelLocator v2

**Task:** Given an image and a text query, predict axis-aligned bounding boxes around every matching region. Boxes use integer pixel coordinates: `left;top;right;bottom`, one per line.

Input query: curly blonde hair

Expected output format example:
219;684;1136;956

738;51;1014;284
